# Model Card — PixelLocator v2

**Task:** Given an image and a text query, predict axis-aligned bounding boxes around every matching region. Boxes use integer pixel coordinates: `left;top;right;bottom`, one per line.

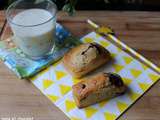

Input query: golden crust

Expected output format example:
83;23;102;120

62;43;111;78
72;73;126;108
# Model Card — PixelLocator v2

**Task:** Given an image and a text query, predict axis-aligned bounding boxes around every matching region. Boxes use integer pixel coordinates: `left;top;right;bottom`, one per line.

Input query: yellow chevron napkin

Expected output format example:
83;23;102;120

30;32;159;120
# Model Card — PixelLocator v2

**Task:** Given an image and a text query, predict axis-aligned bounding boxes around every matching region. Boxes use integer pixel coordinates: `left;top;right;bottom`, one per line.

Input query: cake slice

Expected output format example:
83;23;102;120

72;72;126;108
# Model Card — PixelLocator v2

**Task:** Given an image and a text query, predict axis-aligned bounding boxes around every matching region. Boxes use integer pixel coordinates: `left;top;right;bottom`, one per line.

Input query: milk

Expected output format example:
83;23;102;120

10;9;56;57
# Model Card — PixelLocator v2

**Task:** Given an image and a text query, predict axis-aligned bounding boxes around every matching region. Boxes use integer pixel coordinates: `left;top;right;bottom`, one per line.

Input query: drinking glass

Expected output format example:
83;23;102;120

6;0;57;60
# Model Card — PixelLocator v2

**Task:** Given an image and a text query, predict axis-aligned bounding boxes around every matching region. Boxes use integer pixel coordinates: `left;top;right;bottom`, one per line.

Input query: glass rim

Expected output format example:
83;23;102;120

6;0;57;27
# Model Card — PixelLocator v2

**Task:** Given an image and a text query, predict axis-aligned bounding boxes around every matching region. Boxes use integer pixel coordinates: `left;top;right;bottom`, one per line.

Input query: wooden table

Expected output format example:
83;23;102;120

0;10;160;120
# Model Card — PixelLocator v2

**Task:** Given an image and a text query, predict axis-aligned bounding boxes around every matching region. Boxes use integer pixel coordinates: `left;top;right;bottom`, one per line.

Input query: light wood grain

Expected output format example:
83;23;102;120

0;11;160;120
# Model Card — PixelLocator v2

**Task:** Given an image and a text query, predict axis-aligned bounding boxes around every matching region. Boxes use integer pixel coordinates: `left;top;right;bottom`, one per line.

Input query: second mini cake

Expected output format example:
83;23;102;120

72;72;126;108
62;43;111;78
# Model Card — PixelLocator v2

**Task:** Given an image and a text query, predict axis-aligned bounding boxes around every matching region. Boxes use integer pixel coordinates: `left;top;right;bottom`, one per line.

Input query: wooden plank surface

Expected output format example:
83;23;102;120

0;11;160;120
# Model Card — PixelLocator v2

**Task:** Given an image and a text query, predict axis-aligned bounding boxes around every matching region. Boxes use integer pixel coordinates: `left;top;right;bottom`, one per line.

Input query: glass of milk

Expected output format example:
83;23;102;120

6;0;57;60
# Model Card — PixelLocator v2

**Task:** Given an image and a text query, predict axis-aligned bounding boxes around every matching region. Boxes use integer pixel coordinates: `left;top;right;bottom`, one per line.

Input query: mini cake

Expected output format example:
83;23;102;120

62;43;111;78
72;72;126;108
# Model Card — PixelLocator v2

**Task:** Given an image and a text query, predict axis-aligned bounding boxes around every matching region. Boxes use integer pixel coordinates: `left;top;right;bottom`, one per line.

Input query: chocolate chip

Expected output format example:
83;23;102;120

81;43;101;55
82;84;86;89
107;73;123;87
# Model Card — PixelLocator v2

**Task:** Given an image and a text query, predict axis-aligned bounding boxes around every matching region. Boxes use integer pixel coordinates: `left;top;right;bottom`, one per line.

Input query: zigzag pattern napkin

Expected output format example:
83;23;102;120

30;32;159;120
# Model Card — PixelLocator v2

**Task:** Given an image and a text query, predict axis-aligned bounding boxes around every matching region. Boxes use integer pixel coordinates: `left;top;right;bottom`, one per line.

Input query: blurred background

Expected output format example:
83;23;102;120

0;0;160;11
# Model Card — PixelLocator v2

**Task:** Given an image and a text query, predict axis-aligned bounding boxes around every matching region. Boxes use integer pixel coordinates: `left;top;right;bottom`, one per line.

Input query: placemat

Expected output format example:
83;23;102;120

0;23;81;78
30;32;159;120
